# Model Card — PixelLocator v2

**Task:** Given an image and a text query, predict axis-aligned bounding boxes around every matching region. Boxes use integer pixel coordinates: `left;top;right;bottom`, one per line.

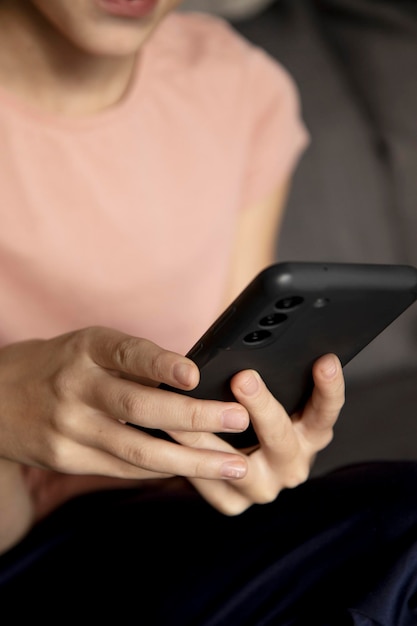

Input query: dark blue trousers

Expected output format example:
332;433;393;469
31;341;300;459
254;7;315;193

1;461;417;625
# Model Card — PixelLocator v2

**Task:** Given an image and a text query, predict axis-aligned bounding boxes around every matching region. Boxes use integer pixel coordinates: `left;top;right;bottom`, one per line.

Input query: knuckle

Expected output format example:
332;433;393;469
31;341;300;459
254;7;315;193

312;391;344;422
193;457;206;478
38;436;71;473
206;487;250;515
118;389;145;420
247;388;271;413
63;326;95;357
51;368;75;400
283;464;310;489
255;490;278;506
178;398;206;432
317;407;339;428
192;450;219;478
188;402;205;432
51;331;95;398
266;424;294;450
125;440;155;471
218;499;249;516
114;336;137;371
149;349;168;382
329;377;346;405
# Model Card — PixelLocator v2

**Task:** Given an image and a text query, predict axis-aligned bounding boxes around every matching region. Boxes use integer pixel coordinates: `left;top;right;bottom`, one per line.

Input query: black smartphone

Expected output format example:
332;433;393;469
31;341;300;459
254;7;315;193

146;262;417;448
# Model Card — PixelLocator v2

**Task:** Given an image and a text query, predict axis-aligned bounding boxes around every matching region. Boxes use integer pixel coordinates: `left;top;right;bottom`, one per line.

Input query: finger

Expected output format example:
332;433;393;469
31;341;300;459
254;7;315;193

228;370;314;500
230;370;298;459
175;428;293;507
85;370;249;434
169;430;254;514
168;428;239;451
42;440;173;480
74;412;249;481
170;427;297;507
83;326;200;390
295;353;345;448
188;476;252;515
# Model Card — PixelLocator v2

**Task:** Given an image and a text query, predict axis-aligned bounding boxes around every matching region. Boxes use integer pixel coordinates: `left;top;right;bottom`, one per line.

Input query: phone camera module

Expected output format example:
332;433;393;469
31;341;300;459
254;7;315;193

243;329;272;344
259;313;287;327
275;295;304;311
313;297;330;309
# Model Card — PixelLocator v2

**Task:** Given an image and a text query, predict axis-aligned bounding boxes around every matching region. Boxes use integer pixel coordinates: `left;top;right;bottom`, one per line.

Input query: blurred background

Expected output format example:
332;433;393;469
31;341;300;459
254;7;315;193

182;0;417;475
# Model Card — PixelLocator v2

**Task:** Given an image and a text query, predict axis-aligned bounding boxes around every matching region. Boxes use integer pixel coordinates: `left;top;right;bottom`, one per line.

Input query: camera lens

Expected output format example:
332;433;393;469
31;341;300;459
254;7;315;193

275;295;304;311
313;297;330;308
259;313;287;327
243;330;271;344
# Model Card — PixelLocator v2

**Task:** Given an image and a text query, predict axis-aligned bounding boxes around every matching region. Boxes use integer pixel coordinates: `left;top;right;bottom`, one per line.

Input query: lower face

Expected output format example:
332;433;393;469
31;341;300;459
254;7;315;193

27;0;183;57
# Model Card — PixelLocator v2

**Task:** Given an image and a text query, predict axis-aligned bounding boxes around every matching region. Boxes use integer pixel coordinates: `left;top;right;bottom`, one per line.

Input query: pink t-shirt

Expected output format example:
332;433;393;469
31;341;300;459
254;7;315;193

0;11;308;354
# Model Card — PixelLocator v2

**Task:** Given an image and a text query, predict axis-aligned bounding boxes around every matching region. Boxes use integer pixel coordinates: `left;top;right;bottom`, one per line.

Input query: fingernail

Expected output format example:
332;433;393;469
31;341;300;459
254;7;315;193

221;460;247;479
173;362;195;386
221;408;248;431
238;371;259;396
321;355;337;379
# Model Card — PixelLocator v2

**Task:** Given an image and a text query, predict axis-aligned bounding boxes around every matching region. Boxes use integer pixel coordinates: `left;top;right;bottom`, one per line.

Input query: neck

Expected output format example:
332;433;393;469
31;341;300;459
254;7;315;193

0;4;137;116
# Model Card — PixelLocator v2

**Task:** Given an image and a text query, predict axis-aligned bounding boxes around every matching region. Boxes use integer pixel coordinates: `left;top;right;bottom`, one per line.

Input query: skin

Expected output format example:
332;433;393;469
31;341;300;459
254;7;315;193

0;0;345;552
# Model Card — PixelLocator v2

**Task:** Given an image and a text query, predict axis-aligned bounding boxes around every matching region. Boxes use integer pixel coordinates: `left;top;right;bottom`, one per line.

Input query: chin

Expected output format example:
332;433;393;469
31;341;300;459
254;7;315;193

38;0;177;60
68;20;157;59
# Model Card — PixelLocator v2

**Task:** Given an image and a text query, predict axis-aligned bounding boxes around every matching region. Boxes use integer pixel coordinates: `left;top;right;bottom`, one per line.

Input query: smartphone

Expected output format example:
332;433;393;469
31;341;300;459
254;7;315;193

147;262;417;448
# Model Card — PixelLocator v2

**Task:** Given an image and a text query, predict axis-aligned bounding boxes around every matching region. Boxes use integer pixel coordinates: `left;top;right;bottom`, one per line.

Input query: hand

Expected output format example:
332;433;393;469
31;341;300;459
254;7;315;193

170;354;345;515
0;327;251;483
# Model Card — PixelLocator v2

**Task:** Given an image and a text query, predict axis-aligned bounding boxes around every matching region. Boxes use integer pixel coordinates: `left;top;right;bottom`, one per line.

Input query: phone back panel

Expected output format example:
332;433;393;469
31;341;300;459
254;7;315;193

177;262;417;446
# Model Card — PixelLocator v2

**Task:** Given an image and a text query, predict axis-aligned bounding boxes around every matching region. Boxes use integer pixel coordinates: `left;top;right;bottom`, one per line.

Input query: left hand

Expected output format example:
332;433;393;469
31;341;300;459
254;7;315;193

169;353;345;515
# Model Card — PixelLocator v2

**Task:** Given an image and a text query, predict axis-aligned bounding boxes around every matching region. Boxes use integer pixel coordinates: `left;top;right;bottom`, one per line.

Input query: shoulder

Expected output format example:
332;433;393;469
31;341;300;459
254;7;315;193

153;11;252;63
146;11;300;102
139;11;309;207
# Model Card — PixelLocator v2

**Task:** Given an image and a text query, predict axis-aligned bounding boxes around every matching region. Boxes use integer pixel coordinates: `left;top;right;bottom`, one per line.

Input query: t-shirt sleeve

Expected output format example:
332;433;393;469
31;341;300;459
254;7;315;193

240;44;310;208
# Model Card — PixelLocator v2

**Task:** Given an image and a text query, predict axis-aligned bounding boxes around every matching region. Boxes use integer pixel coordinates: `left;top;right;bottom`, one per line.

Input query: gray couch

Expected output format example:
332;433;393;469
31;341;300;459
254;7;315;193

187;0;417;474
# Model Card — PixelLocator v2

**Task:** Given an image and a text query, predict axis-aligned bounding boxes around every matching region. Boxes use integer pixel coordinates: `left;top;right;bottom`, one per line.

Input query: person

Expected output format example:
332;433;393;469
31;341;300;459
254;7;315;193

0;1;417;623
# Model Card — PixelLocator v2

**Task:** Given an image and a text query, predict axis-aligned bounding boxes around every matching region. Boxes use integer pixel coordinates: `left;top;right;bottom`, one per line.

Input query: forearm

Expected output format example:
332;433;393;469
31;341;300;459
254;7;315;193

0;458;34;554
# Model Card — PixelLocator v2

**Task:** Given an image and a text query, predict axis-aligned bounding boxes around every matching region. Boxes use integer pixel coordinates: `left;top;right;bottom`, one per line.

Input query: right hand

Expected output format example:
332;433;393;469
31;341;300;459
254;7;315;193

0;326;250;482
172;354;345;515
